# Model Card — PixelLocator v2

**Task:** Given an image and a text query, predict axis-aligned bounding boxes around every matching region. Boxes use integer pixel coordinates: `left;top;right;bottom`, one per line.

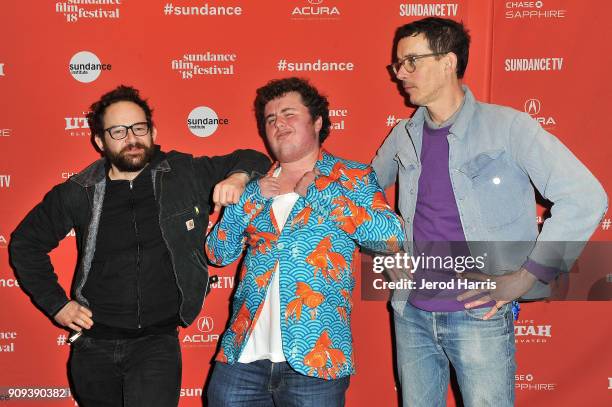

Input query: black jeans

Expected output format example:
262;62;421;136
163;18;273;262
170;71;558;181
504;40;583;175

69;333;181;407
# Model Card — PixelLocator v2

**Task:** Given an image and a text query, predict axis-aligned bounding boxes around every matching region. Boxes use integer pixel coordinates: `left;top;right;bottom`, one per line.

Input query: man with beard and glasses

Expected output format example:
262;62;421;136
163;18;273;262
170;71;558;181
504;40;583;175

9;85;270;407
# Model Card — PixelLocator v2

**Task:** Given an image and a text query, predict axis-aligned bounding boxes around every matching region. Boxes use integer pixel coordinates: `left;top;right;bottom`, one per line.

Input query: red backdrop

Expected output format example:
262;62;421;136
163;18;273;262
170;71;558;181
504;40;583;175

1;1;610;406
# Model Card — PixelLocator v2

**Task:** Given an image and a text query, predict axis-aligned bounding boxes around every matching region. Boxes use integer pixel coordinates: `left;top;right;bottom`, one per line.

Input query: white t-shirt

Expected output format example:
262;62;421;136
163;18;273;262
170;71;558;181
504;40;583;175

238;169;298;363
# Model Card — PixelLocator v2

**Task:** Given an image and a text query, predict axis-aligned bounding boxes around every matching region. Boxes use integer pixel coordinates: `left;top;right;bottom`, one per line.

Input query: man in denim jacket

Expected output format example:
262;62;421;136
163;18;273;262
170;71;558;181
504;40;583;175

372;18;607;407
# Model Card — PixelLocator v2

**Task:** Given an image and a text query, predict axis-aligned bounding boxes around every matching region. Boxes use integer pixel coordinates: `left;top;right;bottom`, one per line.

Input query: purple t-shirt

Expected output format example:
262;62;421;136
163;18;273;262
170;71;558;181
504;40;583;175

409;123;491;311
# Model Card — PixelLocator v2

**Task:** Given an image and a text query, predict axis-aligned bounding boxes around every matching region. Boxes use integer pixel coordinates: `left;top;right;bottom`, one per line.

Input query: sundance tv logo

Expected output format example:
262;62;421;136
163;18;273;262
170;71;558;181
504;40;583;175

504;57;563;72
209;275;234;290
291;0;341;20
0;175;10;189
505;1;567;19
69;51;111;83
524;98;556;129
399;2;459;17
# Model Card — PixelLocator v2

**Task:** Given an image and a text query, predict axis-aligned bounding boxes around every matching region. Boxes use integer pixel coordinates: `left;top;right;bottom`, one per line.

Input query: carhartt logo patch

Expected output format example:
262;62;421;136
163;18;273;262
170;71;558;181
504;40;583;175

186;219;195;231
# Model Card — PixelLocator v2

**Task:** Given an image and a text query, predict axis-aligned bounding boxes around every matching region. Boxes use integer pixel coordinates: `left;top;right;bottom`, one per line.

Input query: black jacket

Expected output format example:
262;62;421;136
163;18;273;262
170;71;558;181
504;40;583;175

9;148;270;327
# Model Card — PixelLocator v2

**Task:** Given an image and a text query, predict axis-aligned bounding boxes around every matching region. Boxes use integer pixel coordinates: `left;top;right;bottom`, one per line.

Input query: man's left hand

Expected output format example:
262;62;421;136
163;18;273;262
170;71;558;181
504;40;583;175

457;268;537;320
212;172;250;213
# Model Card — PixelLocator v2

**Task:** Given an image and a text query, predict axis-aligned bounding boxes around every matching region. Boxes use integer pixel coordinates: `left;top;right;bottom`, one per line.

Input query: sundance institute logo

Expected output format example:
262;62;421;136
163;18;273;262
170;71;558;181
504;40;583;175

69;51;112;83
187;106;228;138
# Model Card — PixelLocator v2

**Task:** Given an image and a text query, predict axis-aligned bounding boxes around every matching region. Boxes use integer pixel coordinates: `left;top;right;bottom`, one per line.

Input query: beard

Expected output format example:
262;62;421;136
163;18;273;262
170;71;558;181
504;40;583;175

104;141;155;172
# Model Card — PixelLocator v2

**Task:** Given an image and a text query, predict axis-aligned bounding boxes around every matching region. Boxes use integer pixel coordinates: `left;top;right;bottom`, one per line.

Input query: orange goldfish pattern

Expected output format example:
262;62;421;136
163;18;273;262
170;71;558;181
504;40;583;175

285;282;325;322
303;330;348;379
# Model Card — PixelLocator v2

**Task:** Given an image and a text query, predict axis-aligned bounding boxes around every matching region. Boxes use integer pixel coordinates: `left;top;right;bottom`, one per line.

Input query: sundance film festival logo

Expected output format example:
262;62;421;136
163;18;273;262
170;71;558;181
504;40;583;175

55;0;122;23
182;316;219;346
0;331;17;353
514;319;552;344
187;106;228;138
515;373;556;391
171;52;236;79
65;113;90;137
330;107;349;131
524;98;556;128
505;1;567;19
291;0;341;20
69;51;111;83
400;2;460;17
504;57;563;72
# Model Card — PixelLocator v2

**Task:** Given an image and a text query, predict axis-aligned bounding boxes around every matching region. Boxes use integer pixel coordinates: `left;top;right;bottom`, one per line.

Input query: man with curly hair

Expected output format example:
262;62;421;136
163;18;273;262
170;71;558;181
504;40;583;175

205;77;404;406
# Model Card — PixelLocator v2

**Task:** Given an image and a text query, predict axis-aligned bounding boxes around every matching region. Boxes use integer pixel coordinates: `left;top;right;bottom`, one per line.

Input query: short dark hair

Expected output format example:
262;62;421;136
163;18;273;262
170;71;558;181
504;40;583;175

394;17;470;78
87;85;154;139
254;77;331;143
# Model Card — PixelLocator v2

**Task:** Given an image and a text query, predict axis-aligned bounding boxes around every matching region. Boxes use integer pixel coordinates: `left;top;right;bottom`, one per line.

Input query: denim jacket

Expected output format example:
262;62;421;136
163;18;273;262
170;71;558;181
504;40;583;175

372;86;607;308
206;150;404;379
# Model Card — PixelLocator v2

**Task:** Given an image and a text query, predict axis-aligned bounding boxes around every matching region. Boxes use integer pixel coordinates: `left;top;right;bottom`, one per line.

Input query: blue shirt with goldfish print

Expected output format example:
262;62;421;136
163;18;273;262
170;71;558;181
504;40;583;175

206;150;404;380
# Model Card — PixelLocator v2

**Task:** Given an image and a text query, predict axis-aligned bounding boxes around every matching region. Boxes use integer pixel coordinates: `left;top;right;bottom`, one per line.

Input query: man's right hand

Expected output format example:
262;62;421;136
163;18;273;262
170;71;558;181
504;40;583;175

54;301;93;332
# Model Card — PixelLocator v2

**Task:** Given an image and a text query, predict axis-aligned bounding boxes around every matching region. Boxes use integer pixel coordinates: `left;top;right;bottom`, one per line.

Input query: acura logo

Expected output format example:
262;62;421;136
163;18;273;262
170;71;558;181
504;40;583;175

197;316;214;333
524;98;541;115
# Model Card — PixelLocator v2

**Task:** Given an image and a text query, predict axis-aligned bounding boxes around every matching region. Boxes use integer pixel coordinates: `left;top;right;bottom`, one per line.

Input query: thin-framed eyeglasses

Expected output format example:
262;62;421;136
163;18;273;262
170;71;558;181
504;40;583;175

104;122;150;140
388;52;449;74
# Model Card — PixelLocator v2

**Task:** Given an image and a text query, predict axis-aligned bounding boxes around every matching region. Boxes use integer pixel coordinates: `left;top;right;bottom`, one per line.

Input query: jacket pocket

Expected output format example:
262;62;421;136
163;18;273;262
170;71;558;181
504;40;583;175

460;150;526;230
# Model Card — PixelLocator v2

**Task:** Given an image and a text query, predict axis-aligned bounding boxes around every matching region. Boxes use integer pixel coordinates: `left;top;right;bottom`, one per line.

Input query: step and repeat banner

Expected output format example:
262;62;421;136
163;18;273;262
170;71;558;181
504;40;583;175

1;1;611;406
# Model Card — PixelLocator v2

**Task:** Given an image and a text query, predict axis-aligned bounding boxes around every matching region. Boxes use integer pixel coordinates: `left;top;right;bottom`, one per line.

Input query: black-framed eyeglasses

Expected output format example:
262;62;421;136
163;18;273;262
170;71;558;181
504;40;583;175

388;52;449;74
104;122;150;140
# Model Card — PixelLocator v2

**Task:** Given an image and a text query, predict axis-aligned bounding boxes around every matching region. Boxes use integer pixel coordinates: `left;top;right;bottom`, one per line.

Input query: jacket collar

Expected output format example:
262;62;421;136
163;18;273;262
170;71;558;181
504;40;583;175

71;145;170;187
405;84;476;141
267;149;331;175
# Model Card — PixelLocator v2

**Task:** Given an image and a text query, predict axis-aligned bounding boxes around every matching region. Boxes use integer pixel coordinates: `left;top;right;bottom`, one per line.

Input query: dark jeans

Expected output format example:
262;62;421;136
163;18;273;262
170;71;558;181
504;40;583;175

69;333;181;407
207;360;350;407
